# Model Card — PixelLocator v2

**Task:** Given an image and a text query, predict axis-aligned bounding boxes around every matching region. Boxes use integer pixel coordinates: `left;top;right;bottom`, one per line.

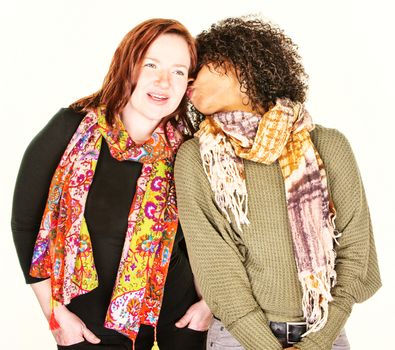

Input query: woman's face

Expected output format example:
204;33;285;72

188;63;252;115
127;34;191;123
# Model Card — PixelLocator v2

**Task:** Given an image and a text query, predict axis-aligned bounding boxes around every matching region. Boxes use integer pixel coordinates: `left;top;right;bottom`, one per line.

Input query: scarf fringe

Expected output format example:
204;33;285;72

49;310;60;331
49;298;60;330
300;216;339;336
151;327;159;349
197;101;340;335
200;133;249;230
30;108;181;343
299;267;333;336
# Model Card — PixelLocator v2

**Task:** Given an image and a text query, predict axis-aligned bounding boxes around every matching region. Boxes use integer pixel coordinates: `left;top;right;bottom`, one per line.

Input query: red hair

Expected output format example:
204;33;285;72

70;18;197;129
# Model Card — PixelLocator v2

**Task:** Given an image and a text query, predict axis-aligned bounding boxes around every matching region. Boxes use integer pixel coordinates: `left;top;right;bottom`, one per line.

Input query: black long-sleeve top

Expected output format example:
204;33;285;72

11;108;197;336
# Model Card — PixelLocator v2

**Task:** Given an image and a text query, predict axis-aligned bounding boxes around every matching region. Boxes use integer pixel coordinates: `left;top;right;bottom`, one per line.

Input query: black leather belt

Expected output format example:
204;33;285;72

269;321;307;347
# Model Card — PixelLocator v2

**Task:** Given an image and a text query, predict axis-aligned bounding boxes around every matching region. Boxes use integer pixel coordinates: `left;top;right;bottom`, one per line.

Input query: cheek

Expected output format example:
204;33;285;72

191;92;213;114
129;89;139;106
135;71;157;91
202;81;218;97
199;87;216;106
173;79;188;100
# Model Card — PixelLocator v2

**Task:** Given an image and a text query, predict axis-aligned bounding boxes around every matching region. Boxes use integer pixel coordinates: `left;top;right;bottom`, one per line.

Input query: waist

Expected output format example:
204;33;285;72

212;316;307;348
269;320;307;348
264;311;305;323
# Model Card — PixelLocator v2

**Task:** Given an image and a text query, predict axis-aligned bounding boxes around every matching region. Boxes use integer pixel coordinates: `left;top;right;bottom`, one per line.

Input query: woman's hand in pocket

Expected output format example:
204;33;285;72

51;305;101;346
175;299;213;331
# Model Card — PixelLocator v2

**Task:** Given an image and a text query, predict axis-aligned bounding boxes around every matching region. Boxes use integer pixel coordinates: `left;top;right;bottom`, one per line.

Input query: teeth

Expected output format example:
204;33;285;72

150;93;167;100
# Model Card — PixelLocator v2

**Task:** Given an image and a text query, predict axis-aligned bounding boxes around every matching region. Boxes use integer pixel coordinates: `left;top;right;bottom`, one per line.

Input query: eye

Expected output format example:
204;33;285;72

173;70;186;76
144;62;156;69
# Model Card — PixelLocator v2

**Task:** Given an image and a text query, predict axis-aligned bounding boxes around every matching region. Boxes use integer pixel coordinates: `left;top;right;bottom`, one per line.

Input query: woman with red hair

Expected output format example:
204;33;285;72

12;18;211;350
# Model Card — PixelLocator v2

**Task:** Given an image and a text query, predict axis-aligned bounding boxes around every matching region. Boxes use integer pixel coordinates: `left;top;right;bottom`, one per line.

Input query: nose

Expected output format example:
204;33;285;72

155;70;170;89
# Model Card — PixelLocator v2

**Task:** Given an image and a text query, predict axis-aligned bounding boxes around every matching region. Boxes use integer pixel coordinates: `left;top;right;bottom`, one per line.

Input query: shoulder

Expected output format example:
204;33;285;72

175;137;205;183
311;125;361;191
311;124;355;165
45;107;85;132
176;137;201;163
311;124;351;148
36;107;84;140
26;107;85;154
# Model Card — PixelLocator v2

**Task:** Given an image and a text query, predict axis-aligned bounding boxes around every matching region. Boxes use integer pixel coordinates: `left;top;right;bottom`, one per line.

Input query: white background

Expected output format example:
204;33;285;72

0;0;394;349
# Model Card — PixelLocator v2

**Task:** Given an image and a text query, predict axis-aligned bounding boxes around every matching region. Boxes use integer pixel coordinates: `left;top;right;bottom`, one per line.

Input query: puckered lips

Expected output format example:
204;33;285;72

186;86;194;99
147;91;169;105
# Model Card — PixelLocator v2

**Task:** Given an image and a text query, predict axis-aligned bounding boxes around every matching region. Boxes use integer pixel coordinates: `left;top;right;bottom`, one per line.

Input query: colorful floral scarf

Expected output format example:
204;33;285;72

30;106;182;346
196;98;338;335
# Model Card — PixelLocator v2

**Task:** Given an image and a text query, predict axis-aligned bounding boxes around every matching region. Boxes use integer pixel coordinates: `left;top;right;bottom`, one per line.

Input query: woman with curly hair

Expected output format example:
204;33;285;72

175;16;381;350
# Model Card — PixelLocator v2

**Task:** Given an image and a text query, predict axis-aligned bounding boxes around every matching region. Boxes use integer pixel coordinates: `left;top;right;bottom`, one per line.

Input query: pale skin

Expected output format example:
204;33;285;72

31;279;101;345
31;277;212;345
175;278;213;331
31;33;212;346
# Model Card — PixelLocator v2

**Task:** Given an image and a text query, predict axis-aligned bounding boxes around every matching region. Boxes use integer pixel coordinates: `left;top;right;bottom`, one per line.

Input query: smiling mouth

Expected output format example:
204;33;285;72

148;93;169;102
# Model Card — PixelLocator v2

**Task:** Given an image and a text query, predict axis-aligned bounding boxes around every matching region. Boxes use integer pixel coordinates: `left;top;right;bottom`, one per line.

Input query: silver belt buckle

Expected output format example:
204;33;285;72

286;321;307;344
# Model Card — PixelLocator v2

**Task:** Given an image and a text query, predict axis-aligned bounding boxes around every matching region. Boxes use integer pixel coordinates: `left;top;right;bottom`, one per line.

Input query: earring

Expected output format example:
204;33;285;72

242;95;250;106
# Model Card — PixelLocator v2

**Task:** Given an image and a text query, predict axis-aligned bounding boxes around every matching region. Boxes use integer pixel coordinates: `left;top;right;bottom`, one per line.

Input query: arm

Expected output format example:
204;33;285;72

31;279;100;345
296;129;381;350
12;108;81;283
175;139;282;350
11;108;100;345
31;279;52;321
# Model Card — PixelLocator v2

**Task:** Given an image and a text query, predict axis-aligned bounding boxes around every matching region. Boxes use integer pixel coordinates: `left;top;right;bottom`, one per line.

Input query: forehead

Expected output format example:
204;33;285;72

145;33;191;66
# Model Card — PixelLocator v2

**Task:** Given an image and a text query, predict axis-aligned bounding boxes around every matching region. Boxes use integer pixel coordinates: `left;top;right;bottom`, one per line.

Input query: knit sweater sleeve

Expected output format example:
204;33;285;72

175;138;282;350
296;127;382;350
11;108;83;284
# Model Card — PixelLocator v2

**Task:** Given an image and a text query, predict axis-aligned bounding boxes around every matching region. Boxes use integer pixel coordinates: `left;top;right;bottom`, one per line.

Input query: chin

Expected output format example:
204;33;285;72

148;110;174;121
192;100;218;116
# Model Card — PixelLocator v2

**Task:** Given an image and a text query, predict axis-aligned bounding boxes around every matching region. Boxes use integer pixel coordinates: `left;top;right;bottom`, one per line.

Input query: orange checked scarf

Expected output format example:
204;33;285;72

30;107;182;347
197;98;339;335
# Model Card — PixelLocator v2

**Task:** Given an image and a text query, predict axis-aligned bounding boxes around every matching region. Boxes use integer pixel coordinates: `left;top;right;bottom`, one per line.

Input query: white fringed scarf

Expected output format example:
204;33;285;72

196;99;340;335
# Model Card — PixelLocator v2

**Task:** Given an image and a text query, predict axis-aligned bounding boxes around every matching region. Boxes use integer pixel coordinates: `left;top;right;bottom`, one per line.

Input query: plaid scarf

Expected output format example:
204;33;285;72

30;106;182;346
196;98;338;335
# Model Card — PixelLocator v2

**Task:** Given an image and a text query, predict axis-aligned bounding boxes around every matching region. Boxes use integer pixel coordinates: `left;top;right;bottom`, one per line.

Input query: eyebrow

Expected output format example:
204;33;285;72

144;57;189;70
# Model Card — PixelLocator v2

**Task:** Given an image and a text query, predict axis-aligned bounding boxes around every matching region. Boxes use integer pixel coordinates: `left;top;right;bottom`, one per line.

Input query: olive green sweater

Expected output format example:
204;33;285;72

174;125;381;350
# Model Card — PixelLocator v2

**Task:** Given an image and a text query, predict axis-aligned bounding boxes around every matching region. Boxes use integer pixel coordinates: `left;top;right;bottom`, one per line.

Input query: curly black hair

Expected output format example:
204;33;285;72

196;16;308;112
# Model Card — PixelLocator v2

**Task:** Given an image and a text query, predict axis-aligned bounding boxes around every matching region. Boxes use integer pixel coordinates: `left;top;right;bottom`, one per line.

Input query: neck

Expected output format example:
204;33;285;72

221;97;265;116
120;104;162;144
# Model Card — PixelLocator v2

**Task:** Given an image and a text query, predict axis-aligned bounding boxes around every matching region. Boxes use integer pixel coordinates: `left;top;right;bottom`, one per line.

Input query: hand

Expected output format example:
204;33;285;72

175;299;213;331
51;305;101;346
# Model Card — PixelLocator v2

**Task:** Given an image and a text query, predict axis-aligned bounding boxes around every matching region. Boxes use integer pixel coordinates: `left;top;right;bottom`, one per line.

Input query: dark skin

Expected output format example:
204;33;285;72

190;16;315;350
189;61;302;350
194;17;308;112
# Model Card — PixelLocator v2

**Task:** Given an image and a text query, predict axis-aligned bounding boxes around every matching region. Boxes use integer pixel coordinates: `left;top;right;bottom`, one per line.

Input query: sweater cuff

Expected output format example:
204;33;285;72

227;307;282;350
295;304;350;350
